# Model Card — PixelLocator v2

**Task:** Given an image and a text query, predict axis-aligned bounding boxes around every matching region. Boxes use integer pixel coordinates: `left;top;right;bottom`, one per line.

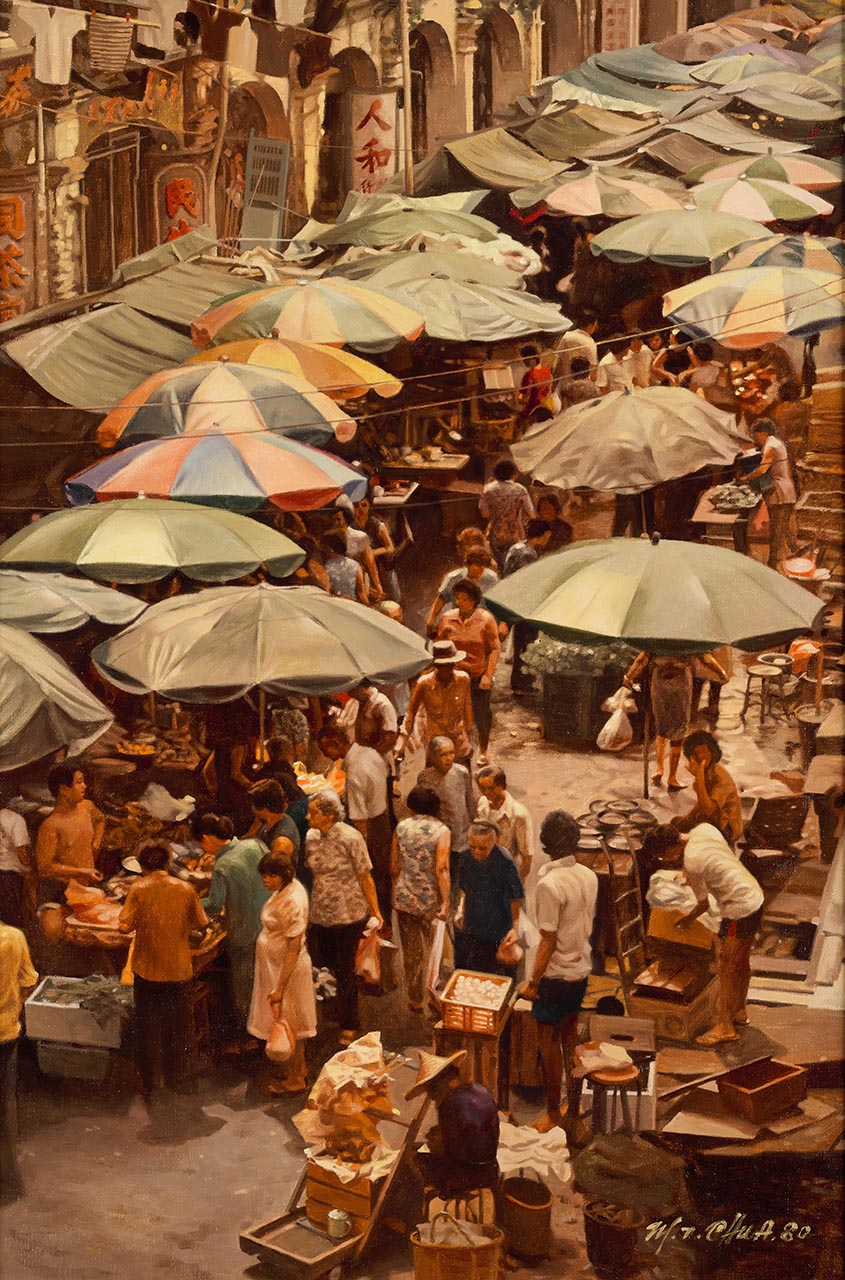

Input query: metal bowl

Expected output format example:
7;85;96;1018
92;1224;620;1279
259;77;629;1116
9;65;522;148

577;836;603;851
589;799;609;814
596;811;628;832
606;800;638;815
630;810;658;829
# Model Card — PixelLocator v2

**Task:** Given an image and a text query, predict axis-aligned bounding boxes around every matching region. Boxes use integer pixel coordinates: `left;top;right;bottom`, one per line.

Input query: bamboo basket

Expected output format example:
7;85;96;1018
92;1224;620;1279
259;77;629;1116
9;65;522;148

410;1213;503;1280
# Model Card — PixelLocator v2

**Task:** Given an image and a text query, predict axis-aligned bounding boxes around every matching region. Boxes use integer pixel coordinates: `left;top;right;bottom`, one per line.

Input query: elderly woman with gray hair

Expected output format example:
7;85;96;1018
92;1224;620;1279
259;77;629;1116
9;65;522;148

304;789;382;1045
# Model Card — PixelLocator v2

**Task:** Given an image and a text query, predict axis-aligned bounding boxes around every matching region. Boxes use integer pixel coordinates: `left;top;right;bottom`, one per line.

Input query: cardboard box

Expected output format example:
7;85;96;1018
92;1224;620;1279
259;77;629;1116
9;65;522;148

25;977;124;1049
628;977;720;1042
647;907;715;954
717;1059;808;1124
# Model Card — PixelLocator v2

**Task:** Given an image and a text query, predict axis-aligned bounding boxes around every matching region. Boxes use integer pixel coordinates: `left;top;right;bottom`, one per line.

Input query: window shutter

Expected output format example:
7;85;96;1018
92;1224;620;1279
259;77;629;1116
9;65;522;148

240;132;291;252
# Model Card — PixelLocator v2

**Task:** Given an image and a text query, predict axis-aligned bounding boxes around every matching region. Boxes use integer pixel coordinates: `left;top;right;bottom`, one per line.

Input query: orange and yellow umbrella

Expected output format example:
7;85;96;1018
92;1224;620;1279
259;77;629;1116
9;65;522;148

189;336;402;400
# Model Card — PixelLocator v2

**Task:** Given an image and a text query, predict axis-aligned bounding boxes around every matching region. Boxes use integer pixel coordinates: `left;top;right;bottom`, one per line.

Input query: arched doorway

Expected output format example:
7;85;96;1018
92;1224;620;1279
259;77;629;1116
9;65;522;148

218;81;291;257
84;129;146;290
410;22;456;161
315;47;379;219
541;0;583;76
474;8;524;130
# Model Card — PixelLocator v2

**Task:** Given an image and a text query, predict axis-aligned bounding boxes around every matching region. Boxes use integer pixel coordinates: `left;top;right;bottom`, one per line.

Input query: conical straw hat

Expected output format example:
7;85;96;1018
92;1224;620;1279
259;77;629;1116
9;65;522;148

405;1049;467;1100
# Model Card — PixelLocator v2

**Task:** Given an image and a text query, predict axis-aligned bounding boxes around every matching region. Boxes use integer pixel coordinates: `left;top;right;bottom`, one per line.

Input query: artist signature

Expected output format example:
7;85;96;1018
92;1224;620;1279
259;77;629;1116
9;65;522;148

645;1215;812;1252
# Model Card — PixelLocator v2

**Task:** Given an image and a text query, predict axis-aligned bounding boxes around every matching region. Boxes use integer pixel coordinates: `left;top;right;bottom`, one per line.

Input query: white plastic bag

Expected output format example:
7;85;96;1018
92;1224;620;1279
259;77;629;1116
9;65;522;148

266;1017;295;1064
425;918;446;995
518;908;540;951
646;870;721;932
597;707;633;752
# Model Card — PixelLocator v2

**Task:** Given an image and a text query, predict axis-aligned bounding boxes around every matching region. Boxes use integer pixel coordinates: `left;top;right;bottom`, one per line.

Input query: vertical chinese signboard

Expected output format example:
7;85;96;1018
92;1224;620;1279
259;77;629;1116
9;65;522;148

600;0;639;51
153;163;207;243
0;190;35;322
348;90;398;195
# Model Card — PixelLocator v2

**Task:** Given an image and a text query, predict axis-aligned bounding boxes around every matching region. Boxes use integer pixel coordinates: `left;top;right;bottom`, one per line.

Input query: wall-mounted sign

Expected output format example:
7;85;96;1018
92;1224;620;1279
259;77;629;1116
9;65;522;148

0;191;35;321
154;162;207;243
601;0;639;51
348;90;398;195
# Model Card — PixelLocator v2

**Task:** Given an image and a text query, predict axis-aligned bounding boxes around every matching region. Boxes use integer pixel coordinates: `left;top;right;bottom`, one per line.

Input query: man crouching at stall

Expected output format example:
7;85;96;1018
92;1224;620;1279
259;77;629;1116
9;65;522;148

522;810;598;1145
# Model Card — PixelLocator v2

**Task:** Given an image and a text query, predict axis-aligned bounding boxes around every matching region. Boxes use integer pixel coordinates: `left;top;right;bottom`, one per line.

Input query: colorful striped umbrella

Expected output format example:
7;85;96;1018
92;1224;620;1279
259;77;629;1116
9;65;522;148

590;208;769;266
689;175;834;223
0;500;305;584
187;338;401;400
192;279;425;353
96;361;356;451
65;431;367;513
511;166;684;217
664;266;844;348
717;233;845;274
685;151;843;191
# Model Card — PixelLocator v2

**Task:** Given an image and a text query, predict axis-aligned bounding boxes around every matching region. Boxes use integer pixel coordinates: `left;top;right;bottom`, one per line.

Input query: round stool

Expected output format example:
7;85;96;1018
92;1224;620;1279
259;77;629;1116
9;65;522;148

741;663;786;724
588;1064;642;1136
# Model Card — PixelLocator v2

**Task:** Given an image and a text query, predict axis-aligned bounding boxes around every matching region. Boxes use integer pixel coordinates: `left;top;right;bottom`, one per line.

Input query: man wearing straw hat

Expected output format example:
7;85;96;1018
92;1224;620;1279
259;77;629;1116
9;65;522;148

405;1049;500;1194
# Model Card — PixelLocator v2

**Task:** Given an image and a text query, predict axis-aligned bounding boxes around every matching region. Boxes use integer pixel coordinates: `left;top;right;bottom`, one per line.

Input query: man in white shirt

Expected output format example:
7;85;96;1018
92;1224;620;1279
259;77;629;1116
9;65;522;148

522;810;598;1143
552;310;598;384
0;807;31;930
595;336;634;395
743;419;798;569
317;725;392;932
476;766;533;882
674;823;764;1046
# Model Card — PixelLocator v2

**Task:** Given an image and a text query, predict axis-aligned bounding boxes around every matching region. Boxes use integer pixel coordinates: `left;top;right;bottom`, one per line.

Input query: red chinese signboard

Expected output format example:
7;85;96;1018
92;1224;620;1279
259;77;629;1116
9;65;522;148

153;163;206;244
348;90;398;195
0;191;34;321
601;0;639;51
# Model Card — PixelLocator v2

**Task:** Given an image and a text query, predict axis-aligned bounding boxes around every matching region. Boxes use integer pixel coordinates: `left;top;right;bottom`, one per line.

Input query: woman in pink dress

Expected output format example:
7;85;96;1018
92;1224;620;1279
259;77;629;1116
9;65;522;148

248;846;317;1095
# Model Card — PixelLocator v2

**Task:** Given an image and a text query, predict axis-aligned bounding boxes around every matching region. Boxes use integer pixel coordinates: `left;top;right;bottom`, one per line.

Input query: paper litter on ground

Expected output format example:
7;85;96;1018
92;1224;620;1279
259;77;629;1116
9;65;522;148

497;1120;571;1186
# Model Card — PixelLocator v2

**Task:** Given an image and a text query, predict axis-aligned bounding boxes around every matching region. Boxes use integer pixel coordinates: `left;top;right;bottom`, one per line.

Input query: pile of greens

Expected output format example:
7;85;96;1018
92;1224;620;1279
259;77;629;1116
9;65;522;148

711;482;760;512
522;634;637;686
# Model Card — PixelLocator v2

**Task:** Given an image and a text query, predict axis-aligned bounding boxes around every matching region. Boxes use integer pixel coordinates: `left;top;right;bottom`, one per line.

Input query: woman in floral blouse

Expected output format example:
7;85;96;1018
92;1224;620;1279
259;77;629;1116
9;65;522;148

305;789;382;1044
390;785;450;1012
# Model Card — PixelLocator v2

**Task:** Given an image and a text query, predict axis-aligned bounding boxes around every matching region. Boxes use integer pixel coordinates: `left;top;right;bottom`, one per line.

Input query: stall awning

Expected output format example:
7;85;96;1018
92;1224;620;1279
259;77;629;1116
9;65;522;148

2;304;194;407
103;261;264;329
675;110;811;153
109;225;218;284
593;45;701;87
443;129;565;191
512;104;650;162
551;60;709;116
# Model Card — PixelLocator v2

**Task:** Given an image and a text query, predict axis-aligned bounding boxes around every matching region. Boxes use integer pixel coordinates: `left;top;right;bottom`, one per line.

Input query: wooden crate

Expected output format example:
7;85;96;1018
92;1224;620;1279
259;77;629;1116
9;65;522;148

305;1162;380;1236
647;908;715;955
633;959;709;1003
627;977;719;1043
441;970;511;1037
509;1002;544;1088
239;1209;361;1278
433;1020;511;1108
717;1059;807;1125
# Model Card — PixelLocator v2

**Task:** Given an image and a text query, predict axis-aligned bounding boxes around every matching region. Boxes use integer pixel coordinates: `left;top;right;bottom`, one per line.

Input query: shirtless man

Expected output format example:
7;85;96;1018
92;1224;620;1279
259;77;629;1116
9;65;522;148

36;765;105;902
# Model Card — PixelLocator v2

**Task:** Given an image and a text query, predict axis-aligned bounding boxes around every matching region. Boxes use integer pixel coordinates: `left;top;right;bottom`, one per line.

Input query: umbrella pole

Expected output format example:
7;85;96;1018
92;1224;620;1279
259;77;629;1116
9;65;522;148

258;690;267;763
814;646;825;713
642;701;651;801
146;693;156;725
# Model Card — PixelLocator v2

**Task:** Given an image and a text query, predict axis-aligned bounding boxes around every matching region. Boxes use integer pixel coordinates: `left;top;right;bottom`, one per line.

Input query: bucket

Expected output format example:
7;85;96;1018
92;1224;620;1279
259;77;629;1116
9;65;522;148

583;1201;645;1273
795;700;835;770
499;1167;553;1259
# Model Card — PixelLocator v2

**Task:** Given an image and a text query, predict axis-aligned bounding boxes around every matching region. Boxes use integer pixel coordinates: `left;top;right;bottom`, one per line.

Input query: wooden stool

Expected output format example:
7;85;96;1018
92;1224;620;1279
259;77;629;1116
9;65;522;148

741;663;787;724
587;1064;642;1135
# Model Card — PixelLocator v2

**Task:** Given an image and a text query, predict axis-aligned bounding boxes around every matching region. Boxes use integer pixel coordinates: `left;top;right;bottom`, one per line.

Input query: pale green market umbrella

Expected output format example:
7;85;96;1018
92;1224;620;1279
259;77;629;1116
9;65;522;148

512;387;747;493
483;536;824;655
0;571;147;633
92;584;432;701
589;208;769;266
689;175;834;223
0;499;305;584
484;536;823;796
328;252;570;343
0;623;113;770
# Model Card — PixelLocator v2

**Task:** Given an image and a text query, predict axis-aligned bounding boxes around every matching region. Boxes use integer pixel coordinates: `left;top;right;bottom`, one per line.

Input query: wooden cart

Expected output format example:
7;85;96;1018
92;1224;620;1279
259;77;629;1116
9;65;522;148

239;1095;430;1276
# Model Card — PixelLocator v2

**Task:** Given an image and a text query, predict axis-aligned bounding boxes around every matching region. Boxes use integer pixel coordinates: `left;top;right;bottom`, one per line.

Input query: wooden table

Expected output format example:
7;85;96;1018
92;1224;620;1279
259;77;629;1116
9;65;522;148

691;487;761;552
433;1000;515;1111
372;482;418;508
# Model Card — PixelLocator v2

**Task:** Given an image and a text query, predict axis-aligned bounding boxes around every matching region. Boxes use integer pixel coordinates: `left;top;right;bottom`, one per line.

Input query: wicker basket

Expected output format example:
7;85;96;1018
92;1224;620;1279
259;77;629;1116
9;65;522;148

411;1213;503;1280
441;970;511;1037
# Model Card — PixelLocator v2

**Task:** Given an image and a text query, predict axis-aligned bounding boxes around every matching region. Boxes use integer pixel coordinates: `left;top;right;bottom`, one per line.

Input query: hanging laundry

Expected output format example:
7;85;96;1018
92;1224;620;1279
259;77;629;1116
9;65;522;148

87;12;134;73
10;2;88;86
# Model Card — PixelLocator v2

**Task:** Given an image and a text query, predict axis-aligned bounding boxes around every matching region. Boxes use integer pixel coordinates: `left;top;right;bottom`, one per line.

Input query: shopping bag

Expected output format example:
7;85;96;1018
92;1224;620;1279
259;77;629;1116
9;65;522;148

266;1017;295;1064
426;917;446;996
596;707;633;752
355;927;381;985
